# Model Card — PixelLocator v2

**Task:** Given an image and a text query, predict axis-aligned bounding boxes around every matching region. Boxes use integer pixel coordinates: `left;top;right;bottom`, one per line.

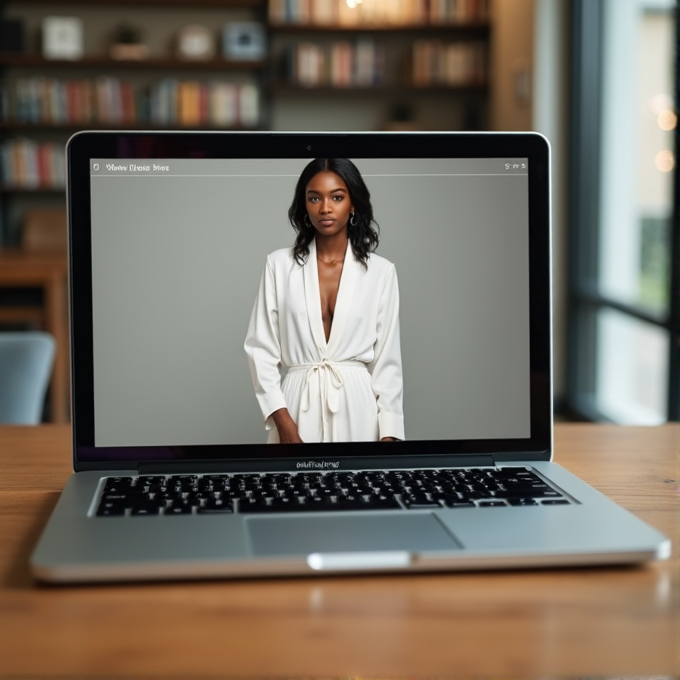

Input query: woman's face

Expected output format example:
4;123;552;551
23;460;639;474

305;171;355;238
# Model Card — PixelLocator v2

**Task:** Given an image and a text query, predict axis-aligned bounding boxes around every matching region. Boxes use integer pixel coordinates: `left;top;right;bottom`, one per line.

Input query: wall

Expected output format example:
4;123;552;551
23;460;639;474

490;0;535;132
531;0;569;406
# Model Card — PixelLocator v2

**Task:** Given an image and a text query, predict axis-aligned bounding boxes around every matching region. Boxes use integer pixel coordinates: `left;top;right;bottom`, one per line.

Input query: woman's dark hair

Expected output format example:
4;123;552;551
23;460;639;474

288;158;379;267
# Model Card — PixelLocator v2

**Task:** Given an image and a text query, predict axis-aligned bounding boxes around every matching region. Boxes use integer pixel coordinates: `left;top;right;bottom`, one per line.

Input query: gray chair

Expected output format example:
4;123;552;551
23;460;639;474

0;332;56;424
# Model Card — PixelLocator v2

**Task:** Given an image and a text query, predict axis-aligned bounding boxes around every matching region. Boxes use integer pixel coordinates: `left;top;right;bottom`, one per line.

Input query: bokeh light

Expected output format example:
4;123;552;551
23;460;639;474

658;109;677;130
655;150;675;172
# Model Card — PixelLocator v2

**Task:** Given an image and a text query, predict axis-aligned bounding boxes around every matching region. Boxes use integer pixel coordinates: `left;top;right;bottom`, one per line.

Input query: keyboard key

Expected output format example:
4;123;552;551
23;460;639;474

166;500;194;514
239;497;298;512
96;503;126;517
101;493;129;503
355;495;401;510
201;476;228;490
402;493;441;509
137;476;166;486
198;498;233;514
160;490;184;502
441;496;476;508
170;475;198;483
131;504;161;516
500;488;549;499
103;477;133;493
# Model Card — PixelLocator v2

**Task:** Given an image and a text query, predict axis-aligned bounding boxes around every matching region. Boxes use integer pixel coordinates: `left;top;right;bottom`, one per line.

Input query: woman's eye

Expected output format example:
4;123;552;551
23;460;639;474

308;196;319;203
333;195;343;201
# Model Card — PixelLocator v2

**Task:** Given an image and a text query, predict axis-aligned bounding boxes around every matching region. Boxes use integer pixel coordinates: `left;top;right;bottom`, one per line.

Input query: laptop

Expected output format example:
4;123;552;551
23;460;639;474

30;131;669;582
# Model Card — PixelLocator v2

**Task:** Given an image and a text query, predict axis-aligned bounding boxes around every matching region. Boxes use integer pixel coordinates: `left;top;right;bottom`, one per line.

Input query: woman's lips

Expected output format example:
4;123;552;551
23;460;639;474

320;219;335;226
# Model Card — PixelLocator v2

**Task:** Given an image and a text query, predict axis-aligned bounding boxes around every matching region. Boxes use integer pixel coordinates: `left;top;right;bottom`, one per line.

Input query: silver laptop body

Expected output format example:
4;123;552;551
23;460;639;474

31;131;669;582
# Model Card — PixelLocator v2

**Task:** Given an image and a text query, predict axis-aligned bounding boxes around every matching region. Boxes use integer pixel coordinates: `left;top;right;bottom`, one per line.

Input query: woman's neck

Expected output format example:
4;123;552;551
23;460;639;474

315;232;348;261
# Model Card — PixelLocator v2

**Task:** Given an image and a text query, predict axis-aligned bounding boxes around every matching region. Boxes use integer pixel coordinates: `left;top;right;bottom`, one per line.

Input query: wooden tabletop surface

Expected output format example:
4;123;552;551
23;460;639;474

0;423;678;678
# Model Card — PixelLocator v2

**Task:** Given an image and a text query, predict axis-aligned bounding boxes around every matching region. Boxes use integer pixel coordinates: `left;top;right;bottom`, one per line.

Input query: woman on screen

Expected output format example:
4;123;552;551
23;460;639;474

244;157;404;443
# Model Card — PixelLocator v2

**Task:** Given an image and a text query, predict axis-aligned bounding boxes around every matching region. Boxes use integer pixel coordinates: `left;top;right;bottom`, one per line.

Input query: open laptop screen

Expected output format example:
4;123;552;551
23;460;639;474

67;133;550;469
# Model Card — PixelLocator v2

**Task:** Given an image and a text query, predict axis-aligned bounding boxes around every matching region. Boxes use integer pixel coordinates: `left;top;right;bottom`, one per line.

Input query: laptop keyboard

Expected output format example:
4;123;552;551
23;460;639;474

95;467;571;517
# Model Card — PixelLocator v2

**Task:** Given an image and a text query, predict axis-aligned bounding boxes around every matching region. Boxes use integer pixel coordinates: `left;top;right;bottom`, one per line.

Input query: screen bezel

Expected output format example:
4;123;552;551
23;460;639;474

67;131;551;471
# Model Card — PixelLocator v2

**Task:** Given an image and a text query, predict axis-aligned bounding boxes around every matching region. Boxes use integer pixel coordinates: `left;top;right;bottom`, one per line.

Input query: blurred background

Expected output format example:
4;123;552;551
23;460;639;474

0;0;677;425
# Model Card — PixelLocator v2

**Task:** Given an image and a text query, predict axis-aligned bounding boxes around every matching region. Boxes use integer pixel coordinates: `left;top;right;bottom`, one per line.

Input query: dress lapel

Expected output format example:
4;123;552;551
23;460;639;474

303;239;327;353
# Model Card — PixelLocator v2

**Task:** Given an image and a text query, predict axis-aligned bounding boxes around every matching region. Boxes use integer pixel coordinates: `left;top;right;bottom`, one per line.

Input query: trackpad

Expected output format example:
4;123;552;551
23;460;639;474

246;513;461;557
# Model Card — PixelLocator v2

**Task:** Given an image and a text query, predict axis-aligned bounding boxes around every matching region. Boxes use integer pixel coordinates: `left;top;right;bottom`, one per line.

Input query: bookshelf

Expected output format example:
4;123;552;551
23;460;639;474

0;54;265;70
0;0;268;243
269;0;490;27
272;30;487;90
266;0;491;131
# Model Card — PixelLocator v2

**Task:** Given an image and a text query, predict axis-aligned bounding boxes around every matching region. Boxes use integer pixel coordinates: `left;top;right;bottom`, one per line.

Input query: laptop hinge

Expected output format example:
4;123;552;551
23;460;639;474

138;461;228;475
138;454;498;476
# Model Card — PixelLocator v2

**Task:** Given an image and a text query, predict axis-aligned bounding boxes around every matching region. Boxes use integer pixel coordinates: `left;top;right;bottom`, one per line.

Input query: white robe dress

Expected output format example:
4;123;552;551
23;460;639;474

244;239;404;443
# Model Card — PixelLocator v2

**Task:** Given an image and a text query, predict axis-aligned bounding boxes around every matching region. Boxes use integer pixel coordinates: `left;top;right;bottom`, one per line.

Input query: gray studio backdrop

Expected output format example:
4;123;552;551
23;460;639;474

90;157;530;447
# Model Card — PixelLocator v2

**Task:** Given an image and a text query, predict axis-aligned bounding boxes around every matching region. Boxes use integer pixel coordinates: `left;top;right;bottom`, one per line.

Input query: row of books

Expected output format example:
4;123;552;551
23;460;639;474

1;77;261;128
270;0;490;26
150;80;260;128
286;40;386;88
1;139;66;189
412;40;486;86
283;39;485;88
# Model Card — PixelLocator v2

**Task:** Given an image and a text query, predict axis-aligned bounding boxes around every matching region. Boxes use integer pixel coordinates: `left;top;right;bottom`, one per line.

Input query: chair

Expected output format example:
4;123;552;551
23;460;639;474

0;332;56;424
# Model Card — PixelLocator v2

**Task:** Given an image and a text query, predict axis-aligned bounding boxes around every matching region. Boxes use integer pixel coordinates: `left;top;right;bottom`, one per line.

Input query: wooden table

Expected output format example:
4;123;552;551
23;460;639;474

0;423;678;678
0;250;70;423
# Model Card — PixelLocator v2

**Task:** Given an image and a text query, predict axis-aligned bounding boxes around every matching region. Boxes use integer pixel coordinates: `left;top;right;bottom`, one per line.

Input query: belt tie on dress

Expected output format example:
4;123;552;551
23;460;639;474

288;359;365;416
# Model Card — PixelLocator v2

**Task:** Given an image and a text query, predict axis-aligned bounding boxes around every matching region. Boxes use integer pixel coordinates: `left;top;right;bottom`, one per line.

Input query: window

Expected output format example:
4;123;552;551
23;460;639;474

567;0;678;423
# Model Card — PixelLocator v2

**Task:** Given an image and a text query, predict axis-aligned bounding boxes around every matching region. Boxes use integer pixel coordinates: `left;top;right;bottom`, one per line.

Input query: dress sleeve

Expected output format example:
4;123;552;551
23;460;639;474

368;264;405;440
244;257;287;429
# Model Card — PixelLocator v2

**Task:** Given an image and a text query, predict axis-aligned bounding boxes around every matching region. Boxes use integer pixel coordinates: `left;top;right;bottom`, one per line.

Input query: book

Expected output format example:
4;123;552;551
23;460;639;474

178;80;201;127
211;82;238;127
239;83;259;127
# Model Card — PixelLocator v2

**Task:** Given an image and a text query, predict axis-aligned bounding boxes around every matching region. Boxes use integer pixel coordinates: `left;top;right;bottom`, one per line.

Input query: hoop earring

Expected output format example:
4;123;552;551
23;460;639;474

350;212;357;227
304;214;312;228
